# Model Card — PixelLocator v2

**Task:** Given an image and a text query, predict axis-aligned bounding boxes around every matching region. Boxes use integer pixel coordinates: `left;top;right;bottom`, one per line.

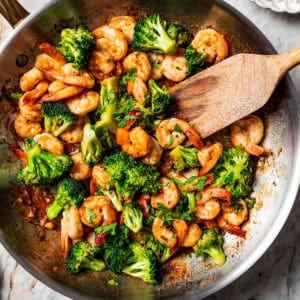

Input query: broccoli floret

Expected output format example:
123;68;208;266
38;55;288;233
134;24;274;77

95;76;120;151
122;241;158;284
184;45;208;76
65;241;106;274
100;225;132;273
103;152;161;199
146;234;173;264
47;177;87;220
81;123;103;165
169;145;200;172
17;139;73;185
123;203;143;233
132;13;177;54
166;23;192;48
212;146;253;202
97;188;123;212
57;25;96;70
94;222;118;235
193;228;226;266
148;79;173;115
41;101;77;136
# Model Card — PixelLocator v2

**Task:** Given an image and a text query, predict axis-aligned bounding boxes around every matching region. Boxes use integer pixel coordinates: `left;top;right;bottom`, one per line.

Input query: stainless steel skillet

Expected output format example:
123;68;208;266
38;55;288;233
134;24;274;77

0;0;299;299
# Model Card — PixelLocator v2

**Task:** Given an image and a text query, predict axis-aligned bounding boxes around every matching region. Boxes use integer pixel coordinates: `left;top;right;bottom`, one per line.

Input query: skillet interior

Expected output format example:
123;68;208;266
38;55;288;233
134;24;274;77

0;0;299;299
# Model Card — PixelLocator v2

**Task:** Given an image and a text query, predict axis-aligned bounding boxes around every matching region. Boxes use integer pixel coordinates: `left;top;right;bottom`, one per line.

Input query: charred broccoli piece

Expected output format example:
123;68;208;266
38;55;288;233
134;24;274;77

47;177;87;220
184;45;208;76
166;23;193;48
148;79;173;115
193;228;226;266
17;138;73;185
122;241;158;284
212;146;253;202
57;25;96;69
123;203;143;233
65;241;106;274
132;13;177;54
41;101;77;136
169;145;199;172
81;123;103;165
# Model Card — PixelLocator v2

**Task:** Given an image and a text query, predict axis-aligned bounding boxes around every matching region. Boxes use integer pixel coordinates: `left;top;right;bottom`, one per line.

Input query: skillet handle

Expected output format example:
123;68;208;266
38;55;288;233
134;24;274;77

0;0;29;27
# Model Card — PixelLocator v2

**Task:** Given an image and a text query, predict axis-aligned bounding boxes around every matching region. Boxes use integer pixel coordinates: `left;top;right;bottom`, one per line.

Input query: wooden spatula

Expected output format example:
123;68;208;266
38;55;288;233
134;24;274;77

169;46;300;138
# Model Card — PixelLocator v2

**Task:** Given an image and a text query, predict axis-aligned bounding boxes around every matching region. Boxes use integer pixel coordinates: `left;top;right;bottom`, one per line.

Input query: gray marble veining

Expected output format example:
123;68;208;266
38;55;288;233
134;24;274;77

0;0;300;299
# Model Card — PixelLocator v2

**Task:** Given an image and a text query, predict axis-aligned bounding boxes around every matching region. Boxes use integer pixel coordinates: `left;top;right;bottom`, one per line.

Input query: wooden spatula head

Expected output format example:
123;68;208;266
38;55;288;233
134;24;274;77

169;49;298;138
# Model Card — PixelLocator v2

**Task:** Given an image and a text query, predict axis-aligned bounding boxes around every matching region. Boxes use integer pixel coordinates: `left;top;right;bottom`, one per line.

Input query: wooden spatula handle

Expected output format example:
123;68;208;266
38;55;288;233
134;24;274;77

273;45;300;78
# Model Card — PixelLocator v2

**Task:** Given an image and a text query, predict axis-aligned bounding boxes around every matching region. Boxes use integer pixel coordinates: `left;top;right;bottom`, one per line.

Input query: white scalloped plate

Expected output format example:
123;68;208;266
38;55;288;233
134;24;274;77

250;0;300;13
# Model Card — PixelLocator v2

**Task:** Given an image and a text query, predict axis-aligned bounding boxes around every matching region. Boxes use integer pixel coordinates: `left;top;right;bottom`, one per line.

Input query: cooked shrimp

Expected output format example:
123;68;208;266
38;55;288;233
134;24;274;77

162;54;189;82
88;50;115;78
220;200;248;226
20;67;44;92
14;113;42;138
69;152;92;181
194;187;230;220
60;115;89;144
156;118;203;150
182;223;203;247
198;142;223;176
91;164;110;189
191;28;229;64
42;80;84;102
42;63;95;89
116;126;151;158
217;200;248;238
127;76;148;105
141;137;163;165
172;219;188;247
79;195;117;228
93;25;128;61
123;52;151;82
195;198;220;220
152;217;177;248
34;133;64;154
21;80;49;105
19;96;42;122
61;206;83;258
151;177;180;209
39;42;66;67
65;91;99;116
109;16;136;43
230;115;264;156
148;53;165;80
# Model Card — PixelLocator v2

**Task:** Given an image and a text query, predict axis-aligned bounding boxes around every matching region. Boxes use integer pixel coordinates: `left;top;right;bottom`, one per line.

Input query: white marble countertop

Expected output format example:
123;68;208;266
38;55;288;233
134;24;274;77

0;0;300;299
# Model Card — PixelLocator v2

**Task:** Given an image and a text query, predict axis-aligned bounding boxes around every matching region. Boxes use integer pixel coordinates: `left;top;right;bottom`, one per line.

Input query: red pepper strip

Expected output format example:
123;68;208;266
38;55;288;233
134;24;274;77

119;213;125;225
138;194;151;218
89;179;97;195
95;232;107;246
11;146;27;164
222;224;246;238
204;173;214;186
124;110;141;130
202;219;218;229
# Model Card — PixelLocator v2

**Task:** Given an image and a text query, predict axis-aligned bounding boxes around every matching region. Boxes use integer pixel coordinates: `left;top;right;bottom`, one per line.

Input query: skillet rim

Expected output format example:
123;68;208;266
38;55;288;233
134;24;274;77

0;0;299;299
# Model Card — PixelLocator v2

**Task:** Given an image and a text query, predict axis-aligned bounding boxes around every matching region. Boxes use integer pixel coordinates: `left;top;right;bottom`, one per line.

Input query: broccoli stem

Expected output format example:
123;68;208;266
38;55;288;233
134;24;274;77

205;248;226;266
82;259;106;272
47;202;64;220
